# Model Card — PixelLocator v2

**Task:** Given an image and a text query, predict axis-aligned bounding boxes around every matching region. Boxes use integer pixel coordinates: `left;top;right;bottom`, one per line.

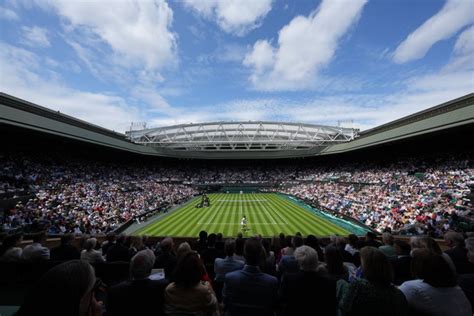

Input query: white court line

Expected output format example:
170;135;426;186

252;194;278;224
201;194;227;224
197;222;287;225
258;194;289;224
216;200;268;202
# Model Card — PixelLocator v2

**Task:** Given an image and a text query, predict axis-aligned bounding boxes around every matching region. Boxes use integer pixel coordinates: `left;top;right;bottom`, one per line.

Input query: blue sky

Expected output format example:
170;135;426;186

0;0;473;132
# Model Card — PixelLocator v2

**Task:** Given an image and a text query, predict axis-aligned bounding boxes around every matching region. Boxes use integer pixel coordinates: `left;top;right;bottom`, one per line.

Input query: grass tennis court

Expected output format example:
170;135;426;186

134;193;350;237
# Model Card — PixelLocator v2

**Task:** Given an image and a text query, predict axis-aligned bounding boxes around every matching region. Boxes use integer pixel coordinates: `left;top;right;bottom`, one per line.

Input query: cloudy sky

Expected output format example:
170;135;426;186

0;0;473;132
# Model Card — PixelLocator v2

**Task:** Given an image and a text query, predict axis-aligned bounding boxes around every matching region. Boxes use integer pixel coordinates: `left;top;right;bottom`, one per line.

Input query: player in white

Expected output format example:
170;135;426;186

241;215;248;232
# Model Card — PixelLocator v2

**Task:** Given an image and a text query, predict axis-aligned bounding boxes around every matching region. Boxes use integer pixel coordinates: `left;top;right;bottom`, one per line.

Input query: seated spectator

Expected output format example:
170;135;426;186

399;248;471;316
202;233;219;280
81;238;105;263
364;232;382;248
102;233;117;255
379;233;397;259
305;234;324;262
50;234;80;261
195;230;208;254
279;245;336;316
0;233;23;261
344;234;360;256
155;237;177;280
391;240;412;285
17;260;102;316
164;251;218;315
338;247;408;316
128;236;146;259
320;245;354;281
107;249;169;316
214;239;244;283
278;235;304;276
458;237;474;309
176;241;193;259
411;236;456;273
262;239;276;275
444;232;474;274
214;239;244;302
22;231;50;261
215;233;225;258
106;235;129;262
223;237;278;316
232;237;245;262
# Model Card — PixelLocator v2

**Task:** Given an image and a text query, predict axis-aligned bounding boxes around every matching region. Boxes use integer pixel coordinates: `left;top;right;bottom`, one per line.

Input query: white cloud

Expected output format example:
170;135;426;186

0;6;19;20
393;0;474;64
443;25;474;71
183;0;272;36
243;0;368;91
42;0;177;70
21;26;50;47
0;43;144;132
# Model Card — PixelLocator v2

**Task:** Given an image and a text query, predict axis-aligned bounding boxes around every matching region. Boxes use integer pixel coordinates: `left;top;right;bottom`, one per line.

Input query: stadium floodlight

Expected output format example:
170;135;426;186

126;121;357;157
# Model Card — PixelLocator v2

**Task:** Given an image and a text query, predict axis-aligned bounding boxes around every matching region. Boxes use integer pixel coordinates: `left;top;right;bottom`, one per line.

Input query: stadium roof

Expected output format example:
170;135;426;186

1;92;473;159
125;121;357;153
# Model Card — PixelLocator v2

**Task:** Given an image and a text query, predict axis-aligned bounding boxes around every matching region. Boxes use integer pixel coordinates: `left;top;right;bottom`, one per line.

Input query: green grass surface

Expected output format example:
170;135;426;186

134;193;350;237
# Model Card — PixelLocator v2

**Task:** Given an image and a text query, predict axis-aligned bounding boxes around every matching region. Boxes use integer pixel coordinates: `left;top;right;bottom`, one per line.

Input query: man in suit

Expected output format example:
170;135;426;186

214;239;244;302
223;237;278;316
50;234;80;261
107;249;169;316
279;245;336;316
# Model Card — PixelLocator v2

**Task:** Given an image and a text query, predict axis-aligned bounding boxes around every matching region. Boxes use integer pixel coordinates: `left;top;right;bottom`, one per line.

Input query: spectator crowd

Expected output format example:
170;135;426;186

1;230;473;316
1;152;472;236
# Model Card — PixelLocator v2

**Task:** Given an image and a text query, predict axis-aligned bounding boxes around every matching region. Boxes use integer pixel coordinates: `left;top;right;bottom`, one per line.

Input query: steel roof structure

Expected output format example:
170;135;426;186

2;92;473;159
125;122;358;153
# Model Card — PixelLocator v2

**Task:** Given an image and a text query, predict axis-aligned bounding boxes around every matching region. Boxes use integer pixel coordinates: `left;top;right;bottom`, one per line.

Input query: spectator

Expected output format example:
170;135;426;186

279;245;336;316
338;247;408;316
233;237;245;262
17;260;102;316
214;239;244;302
202;233;219;280
176;241;193;259
101;233;117;255
278;235;304;275
412;236;456;273
164;251;219;315
22;231;50;261
364;232;382;248
106;235;129;262
128;236;146;259
0;233;23;261
321;245;353;282
155;237;177;280
305;234;325;262
399;248;471;316
379;233;397;259
444;232;473;274
391;240;412;285
107;249;169;316
458;237;474;309
223;237;278;316
80;238;104;263
50;234;80;261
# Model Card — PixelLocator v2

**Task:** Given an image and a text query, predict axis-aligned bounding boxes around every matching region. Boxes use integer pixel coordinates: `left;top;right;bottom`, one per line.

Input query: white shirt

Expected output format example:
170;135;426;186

22;243;50;261
399;279;471;316
241;218;247;225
